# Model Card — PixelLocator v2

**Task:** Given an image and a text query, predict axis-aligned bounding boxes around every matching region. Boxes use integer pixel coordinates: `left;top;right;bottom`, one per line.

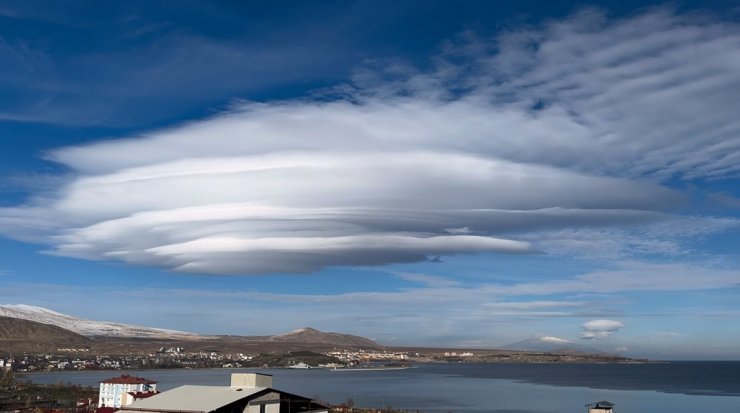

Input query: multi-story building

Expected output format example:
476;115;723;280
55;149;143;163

98;374;158;408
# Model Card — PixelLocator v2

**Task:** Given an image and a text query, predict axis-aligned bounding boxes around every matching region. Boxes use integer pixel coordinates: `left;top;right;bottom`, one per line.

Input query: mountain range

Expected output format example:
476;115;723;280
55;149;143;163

0;304;382;351
0;304;198;339
1;304;608;356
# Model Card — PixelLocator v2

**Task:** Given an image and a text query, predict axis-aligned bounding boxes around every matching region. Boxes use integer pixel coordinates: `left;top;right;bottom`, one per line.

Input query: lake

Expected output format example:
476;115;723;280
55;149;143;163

22;362;740;413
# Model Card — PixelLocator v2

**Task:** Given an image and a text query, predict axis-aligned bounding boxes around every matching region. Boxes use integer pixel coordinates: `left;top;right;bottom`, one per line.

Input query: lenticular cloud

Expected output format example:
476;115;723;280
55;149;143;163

11;143;670;274
580;319;624;340
3;8;740;275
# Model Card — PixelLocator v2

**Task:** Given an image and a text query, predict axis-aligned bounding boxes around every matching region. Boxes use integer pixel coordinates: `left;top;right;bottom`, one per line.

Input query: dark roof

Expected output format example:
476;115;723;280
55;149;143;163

586;401;615;409
101;374;157;385
128;391;160;400
120;386;328;413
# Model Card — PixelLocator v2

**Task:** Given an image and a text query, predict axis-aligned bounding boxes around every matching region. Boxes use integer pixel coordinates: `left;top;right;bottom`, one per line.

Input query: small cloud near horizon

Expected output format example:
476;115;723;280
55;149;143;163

580;319;624;340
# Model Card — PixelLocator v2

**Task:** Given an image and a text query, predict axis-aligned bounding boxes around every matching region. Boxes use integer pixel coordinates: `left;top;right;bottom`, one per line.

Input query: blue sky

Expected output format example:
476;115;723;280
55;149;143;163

2;0;740;359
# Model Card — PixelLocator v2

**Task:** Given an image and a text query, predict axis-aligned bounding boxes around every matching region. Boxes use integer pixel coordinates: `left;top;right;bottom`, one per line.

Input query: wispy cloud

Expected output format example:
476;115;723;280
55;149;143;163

522;216;740;259
482;261;740;296
0;6;18;18
482;300;596;317
484;301;587;310
0;16;356;126
394;272;461;287
2;8;740;275
648;331;681;339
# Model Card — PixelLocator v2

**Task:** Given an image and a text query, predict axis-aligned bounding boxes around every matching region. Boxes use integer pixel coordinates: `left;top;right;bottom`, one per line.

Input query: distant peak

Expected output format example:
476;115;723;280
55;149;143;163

269;327;380;348
296;327;318;332
279;327;319;336
540;336;570;344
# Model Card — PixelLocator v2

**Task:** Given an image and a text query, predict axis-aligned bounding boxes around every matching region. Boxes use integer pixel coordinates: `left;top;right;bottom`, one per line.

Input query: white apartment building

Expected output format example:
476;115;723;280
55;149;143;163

98;374;158;408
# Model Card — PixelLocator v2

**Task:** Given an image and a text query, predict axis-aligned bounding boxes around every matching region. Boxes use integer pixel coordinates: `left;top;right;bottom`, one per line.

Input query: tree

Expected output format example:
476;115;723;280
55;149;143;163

0;369;15;388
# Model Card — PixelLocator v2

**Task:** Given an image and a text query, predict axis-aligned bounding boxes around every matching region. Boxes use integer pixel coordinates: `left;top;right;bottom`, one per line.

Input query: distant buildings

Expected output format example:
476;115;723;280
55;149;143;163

120;373;327;413
0;358;11;372
98;374;158;408
324;349;409;363
443;352;474;357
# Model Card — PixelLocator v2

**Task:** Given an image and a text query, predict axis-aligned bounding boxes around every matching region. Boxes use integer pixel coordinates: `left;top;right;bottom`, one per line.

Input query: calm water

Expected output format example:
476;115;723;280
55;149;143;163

23;362;740;413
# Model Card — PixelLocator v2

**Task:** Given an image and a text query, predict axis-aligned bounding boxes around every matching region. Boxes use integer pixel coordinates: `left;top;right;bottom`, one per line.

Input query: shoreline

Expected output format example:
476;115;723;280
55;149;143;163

15;362;740;401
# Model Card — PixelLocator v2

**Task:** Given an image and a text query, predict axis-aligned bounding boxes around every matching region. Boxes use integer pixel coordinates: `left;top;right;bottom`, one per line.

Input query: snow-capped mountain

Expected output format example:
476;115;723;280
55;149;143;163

502;336;602;354
0;304;199;339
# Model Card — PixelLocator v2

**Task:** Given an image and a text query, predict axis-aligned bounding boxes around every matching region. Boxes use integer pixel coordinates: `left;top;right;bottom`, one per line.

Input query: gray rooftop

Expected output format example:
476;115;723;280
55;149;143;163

122;385;267;413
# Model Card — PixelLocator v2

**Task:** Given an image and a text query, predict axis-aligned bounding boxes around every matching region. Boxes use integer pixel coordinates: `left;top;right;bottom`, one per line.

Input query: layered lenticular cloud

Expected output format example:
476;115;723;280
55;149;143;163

581;319;625;340
2;8;740;274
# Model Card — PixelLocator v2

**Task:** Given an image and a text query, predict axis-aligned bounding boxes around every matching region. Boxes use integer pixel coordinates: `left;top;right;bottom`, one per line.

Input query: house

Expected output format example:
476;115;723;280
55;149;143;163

99;375;158;408
586;401;615;413
120;373;327;413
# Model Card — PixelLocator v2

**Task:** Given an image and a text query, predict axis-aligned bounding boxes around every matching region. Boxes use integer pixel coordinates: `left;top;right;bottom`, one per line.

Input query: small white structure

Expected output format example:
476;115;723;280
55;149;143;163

121;373;327;413
586;401;615;413
98;374;158;408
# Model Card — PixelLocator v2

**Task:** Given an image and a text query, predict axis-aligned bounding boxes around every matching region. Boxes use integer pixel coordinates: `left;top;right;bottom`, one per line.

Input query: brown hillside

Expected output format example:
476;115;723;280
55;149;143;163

0;316;92;353
269;327;381;349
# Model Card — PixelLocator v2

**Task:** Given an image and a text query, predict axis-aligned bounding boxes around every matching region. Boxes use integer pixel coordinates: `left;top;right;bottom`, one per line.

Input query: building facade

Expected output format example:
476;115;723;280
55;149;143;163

98;375;158;408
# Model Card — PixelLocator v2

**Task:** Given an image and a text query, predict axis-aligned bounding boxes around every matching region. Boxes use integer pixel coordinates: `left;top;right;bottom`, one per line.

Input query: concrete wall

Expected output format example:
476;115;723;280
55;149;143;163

244;391;280;413
231;373;273;388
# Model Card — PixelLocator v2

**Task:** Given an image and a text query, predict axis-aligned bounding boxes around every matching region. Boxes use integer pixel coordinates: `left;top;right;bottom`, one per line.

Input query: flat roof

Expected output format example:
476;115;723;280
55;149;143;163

121;385;267;413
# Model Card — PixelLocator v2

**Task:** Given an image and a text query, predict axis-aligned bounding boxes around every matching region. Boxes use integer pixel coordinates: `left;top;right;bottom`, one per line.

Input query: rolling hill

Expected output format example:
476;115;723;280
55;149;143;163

0;316;92;353
269;327;381;348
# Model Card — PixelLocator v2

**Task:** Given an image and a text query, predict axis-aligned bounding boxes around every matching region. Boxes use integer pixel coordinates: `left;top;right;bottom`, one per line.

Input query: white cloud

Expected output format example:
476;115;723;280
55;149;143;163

581;319;624;340
583;319;624;331
2;8;740;274
580;332;608;340
0;108;677;274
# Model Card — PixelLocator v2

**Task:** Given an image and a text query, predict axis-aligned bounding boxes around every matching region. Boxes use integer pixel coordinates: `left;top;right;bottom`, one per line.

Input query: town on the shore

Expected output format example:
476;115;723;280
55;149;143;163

1;346;639;373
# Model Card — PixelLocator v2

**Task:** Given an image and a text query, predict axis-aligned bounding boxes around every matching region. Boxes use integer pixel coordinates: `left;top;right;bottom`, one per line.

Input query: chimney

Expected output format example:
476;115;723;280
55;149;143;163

231;373;272;388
